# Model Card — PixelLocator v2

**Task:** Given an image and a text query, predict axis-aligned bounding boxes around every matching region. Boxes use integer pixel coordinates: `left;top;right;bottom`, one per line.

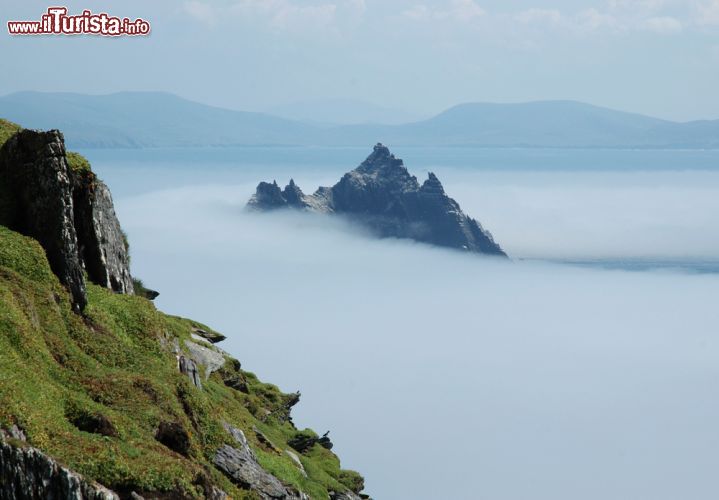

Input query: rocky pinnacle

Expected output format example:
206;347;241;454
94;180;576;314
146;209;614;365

247;143;507;257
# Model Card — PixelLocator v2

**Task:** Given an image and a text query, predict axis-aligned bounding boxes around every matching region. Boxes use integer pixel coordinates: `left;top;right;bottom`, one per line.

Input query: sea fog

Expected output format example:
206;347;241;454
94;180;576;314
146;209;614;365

83;147;719;500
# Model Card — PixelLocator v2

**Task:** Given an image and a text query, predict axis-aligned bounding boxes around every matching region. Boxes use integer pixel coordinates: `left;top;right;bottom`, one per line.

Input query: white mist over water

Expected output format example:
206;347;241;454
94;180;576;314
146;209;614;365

87;150;719;499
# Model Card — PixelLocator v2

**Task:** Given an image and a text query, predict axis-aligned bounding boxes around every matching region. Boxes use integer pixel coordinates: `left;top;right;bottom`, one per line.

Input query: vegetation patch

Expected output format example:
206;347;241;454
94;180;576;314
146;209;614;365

66;151;92;173
0;119;21;148
0;222;364;499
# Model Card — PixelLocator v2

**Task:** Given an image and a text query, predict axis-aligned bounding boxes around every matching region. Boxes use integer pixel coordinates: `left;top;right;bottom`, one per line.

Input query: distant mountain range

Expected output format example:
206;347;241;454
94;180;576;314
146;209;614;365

1;91;717;149
267;98;422;125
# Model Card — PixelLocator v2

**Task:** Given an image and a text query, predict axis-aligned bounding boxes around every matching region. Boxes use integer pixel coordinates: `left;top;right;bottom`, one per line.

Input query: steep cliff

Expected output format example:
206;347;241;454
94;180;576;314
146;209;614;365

247;143;507;257
0;126;133;311
72;167;134;295
0;129;87;311
0;123;366;499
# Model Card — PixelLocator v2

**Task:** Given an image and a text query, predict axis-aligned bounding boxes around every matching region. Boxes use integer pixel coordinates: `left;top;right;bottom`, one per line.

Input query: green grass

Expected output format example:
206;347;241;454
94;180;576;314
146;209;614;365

0;119;21;148
66;151;92;173
0;224;363;499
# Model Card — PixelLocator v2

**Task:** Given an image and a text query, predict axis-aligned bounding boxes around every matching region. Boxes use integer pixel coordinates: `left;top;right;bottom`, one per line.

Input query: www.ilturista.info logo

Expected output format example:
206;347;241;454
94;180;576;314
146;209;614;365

7;7;150;36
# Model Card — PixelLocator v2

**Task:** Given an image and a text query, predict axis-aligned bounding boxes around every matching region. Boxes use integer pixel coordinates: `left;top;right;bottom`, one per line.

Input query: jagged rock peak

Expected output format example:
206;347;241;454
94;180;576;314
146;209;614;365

421;172;445;195
282;178;306;205
339;144;419;199
247;178;318;211
248;180;286;210
354;143;410;180
358;143;403;170
246;144;507;257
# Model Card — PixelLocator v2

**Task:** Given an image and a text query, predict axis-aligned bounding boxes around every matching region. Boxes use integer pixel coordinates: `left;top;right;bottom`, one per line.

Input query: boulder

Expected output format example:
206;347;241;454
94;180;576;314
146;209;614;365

214;423;303;499
191;326;226;344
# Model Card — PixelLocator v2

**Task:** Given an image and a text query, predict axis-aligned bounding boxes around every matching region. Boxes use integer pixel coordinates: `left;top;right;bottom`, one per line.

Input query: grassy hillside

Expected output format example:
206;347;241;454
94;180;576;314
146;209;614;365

0;224;362;497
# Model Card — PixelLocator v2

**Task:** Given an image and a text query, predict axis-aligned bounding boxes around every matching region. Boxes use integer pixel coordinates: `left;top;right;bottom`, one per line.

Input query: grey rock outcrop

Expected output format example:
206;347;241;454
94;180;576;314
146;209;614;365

247;144;506;257
73;171;133;294
0;432;119;500
0;129;134;311
0;129;87;311
283;450;307;477
0;426;26;443
191;326;226;344
330;492;364;500
214;423;303;499
184;339;226;380
178;355;203;389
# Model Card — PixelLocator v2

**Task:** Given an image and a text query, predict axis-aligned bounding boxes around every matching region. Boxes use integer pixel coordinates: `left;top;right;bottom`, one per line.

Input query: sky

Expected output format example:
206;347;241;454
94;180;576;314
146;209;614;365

83;153;719;499
2;0;719;121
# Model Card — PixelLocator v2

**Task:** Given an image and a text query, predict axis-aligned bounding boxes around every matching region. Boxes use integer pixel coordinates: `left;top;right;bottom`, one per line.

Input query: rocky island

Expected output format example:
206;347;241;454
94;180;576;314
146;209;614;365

0;119;366;500
247;143;507;257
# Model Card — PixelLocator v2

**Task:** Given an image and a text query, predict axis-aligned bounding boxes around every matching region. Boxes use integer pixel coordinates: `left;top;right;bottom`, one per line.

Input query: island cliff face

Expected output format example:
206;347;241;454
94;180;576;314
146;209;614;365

247;143;507;257
0;122;366;500
0;129;133;311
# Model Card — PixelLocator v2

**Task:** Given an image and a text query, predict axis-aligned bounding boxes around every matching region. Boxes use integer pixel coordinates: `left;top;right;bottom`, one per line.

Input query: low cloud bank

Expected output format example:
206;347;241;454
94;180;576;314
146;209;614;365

95;156;719;260
115;180;719;499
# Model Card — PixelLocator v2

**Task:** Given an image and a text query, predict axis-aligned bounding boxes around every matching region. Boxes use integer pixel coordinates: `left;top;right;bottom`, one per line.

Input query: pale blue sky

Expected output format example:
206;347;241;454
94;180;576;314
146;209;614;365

3;0;719;120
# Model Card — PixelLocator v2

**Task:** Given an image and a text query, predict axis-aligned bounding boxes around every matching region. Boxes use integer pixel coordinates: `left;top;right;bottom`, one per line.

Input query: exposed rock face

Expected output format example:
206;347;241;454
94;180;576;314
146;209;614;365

184;339;226;380
330;492;364;500
178;355;203;389
284;450;307;477
287;430;333;453
0;129;134;311
73;170;134;294
214;423;303;500
0;433;119;500
191;326;226;344
247;144;506;257
0;129;87;311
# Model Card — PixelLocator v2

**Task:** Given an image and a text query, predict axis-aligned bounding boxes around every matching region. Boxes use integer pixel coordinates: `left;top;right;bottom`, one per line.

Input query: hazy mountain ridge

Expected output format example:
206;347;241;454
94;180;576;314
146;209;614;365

1;92;717;149
267;98;422;126
0;92;319;148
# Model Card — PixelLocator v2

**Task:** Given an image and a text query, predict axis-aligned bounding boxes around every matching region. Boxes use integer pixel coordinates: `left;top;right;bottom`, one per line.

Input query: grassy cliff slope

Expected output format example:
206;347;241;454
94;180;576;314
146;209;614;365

0;125;364;499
